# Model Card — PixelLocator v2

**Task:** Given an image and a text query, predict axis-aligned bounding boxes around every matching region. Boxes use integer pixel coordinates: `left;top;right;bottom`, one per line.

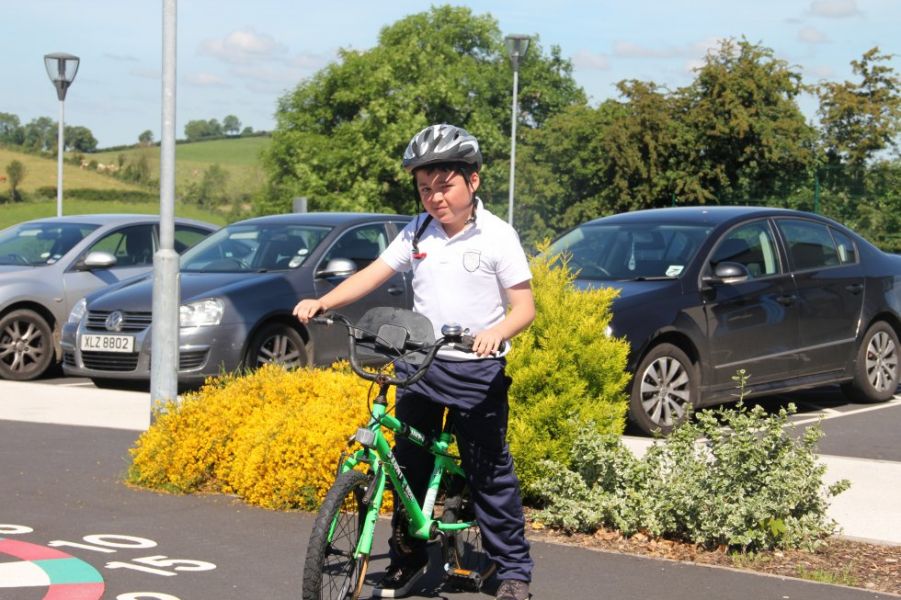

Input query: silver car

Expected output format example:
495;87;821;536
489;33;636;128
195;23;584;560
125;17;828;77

0;215;217;380
61;212;412;388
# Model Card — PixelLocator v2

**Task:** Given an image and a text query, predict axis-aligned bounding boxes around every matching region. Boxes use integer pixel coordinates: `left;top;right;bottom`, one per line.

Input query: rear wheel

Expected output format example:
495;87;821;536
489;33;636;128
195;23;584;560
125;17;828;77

629;343;697;435
0;309;55;381
302;470;372;600
441;479;495;591
245;322;307;370
842;321;899;404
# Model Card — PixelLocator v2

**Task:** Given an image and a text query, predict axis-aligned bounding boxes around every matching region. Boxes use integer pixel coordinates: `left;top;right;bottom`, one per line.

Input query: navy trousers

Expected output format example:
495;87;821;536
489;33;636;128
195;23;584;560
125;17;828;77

389;357;533;582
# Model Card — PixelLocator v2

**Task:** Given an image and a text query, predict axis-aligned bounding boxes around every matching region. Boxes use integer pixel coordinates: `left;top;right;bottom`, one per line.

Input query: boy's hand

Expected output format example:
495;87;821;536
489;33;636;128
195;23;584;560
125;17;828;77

293;299;326;323
472;328;505;357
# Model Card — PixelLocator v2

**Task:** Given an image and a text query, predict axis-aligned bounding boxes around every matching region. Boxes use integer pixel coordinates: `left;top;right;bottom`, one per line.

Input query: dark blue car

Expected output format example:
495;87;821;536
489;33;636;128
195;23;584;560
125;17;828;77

549;206;901;435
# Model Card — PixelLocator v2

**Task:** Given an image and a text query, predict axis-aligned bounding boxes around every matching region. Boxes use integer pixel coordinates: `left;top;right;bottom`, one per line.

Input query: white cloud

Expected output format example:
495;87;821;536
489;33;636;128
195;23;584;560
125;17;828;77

808;0;861;18
572;49;610;70
104;53;140;62
184;72;230;88
199;28;288;65
807;64;835;79
613;41;672;59
799;27;830;43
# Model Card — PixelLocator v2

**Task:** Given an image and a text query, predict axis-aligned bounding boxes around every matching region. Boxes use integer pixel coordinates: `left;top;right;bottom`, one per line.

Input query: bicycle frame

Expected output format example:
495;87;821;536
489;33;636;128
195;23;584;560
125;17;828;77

336;380;471;560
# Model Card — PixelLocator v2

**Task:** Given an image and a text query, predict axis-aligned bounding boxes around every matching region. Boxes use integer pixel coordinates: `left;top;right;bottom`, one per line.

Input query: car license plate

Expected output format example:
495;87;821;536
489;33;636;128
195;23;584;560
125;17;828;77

80;334;135;353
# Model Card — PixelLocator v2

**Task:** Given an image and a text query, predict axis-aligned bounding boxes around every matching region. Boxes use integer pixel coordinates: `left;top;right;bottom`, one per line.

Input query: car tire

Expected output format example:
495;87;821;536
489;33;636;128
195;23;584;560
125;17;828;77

244;322;308;371
629;343;698;436
841;321;899;404
0;309;55;381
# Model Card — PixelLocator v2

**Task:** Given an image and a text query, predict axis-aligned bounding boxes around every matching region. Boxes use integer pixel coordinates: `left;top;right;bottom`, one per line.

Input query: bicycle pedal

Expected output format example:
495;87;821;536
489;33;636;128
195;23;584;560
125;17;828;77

443;565;483;591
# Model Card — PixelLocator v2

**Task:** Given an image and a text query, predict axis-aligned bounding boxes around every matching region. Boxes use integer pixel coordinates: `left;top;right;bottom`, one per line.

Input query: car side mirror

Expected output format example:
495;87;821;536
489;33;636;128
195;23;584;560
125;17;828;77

78;251;118;271
316;258;357;279
702;261;750;286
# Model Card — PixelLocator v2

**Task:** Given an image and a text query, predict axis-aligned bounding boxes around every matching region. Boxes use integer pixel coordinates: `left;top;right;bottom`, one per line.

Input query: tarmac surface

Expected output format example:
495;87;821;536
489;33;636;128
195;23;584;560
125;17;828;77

1;379;899;599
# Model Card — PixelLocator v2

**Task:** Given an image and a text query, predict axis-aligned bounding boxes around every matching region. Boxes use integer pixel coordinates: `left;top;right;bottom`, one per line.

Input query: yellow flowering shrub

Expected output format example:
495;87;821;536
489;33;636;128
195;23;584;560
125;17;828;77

128;363;394;509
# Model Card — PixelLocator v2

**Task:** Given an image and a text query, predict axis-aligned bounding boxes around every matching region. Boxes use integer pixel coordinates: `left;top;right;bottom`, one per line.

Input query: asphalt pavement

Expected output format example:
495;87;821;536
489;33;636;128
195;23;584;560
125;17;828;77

1;379;899;600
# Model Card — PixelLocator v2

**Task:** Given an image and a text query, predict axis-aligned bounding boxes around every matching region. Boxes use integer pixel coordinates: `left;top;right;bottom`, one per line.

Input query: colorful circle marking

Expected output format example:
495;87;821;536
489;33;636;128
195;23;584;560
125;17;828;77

0;537;104;599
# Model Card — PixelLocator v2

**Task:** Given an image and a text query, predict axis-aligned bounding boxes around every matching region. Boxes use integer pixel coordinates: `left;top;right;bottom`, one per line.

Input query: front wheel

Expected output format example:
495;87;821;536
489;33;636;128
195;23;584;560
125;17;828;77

629;343;697;436
842;321;899;404
302;470;372;600
245;322;307;371
441;479;495;591
0;309;55;381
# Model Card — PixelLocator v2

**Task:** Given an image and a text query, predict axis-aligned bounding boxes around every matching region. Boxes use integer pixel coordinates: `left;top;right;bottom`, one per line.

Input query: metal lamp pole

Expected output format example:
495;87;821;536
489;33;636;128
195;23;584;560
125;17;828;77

43;53;80;218
504;35;530;227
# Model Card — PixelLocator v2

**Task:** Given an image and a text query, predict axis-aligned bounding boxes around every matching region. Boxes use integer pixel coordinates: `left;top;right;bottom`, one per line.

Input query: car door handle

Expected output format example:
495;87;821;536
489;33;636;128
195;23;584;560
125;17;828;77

776;294;797;306
845;283;863;294
387;286;404;296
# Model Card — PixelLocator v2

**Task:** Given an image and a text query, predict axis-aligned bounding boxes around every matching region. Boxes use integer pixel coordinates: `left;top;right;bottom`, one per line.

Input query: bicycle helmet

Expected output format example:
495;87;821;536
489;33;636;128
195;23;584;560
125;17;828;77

402;124;482;173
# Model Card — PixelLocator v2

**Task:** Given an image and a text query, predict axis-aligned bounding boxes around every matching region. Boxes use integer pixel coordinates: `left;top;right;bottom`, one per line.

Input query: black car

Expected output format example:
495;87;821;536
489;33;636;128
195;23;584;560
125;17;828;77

62;212;412;387
548;206;901;435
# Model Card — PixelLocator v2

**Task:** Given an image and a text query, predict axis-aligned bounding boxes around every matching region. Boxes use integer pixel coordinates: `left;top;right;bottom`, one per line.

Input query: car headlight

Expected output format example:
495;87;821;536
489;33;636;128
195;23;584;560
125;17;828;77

179;298;224;327
68;298;87;325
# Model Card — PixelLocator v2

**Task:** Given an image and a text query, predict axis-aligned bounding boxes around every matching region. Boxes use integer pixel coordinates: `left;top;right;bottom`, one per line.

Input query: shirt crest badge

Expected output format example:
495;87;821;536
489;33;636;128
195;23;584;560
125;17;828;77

462;250;481;273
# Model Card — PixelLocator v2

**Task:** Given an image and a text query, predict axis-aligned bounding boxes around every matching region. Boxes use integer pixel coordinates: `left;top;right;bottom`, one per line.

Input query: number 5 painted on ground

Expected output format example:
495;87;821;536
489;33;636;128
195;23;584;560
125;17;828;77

106;555;216;576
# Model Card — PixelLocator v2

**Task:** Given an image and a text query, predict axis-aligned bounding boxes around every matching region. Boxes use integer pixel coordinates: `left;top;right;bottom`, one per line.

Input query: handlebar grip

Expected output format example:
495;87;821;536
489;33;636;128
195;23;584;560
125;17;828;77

452;334;476;353
311;315;332;325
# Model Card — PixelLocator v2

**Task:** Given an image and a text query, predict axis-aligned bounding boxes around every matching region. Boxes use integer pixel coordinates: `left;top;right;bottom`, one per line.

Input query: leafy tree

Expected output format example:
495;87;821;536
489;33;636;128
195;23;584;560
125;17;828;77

5;160;26;202
680;39;816;204
223;115;241;136
23;117;56;153
260;5;584;216
185;164;229;208
184;118;223;141
818;47;900;177
138;130;154;145
0;113;24;146
240;126;254;136
64;125;97;152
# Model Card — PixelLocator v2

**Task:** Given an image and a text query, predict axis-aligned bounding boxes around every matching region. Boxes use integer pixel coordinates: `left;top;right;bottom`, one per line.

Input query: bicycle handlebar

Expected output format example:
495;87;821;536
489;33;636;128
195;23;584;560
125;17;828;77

312;312;474;388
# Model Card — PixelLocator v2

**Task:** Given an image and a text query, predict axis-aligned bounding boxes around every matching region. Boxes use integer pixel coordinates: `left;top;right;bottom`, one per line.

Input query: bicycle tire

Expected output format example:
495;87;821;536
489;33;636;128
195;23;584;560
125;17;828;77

441;481;495;591
302;470;373;600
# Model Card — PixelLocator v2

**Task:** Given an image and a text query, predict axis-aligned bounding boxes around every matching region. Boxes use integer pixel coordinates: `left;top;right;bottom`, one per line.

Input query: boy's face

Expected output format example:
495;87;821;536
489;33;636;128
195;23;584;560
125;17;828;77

414;167;480;234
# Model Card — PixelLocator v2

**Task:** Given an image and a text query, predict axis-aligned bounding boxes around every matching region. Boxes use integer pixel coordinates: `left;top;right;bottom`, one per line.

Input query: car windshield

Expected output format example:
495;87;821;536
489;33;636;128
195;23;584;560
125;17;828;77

0;222;99;266
180;223;332;272
548;222;712;281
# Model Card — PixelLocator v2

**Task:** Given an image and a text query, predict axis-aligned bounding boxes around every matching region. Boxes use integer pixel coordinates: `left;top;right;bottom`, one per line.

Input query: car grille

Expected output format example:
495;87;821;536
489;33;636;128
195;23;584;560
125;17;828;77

81;351;140;372
86;310;153;332
179;350;208;370
63;352;76;367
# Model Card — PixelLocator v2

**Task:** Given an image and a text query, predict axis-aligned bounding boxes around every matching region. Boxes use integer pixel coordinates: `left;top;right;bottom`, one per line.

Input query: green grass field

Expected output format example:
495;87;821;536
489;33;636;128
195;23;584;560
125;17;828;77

0;147;148;193
0;199;227;231
87;136;271;198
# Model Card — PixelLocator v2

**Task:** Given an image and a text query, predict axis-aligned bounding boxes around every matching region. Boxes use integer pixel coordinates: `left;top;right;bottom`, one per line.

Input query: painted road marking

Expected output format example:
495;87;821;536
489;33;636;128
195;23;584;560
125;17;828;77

0;537;105;598
0;561;48;586
790;397;901;427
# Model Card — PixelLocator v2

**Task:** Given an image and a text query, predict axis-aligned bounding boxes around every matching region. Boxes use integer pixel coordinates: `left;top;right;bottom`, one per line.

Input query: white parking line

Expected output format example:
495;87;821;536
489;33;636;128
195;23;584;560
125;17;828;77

789;397;901;427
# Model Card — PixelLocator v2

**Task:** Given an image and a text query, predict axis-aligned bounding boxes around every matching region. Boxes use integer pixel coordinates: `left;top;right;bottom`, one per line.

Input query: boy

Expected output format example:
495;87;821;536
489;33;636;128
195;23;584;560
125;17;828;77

294;124;534;600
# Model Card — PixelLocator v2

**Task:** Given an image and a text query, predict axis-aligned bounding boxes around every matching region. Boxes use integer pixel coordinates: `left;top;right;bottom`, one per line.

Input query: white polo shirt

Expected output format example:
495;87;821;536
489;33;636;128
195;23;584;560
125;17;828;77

380;199;532;359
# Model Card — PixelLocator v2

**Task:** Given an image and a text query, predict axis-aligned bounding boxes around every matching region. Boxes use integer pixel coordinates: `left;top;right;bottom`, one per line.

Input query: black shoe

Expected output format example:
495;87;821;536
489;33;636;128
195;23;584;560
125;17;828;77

372;559;429;598
496;579;530;600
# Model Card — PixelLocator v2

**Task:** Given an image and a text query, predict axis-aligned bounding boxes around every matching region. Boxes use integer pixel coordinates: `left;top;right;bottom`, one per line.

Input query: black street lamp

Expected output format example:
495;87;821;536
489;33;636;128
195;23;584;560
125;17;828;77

44;52;80;217
504;35;530;227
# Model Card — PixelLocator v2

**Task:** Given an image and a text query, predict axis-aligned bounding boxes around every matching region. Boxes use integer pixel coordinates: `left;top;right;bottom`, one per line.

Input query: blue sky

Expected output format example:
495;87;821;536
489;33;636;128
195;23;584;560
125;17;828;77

3;0;898;148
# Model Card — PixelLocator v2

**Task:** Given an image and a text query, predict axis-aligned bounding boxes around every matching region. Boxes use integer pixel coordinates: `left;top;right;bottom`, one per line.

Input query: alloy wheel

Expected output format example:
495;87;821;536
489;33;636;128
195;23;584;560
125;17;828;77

254;331;304;368
0;316;49;378
865;331;898;393
639;356;691;428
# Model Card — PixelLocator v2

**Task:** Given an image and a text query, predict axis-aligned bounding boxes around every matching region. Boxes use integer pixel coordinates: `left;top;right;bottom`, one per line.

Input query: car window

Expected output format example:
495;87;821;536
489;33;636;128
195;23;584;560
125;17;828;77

548;223;711;280
180;223;332;272
830;228;858;265
174;226;210;253
321;224;389;271
710;221;780;278
88;225;155;267
776;219;840;271
0;223;99;266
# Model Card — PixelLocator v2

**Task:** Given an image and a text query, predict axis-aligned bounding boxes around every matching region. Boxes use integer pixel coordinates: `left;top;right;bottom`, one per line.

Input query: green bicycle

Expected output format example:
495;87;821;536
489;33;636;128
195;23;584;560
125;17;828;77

302;307;496;600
